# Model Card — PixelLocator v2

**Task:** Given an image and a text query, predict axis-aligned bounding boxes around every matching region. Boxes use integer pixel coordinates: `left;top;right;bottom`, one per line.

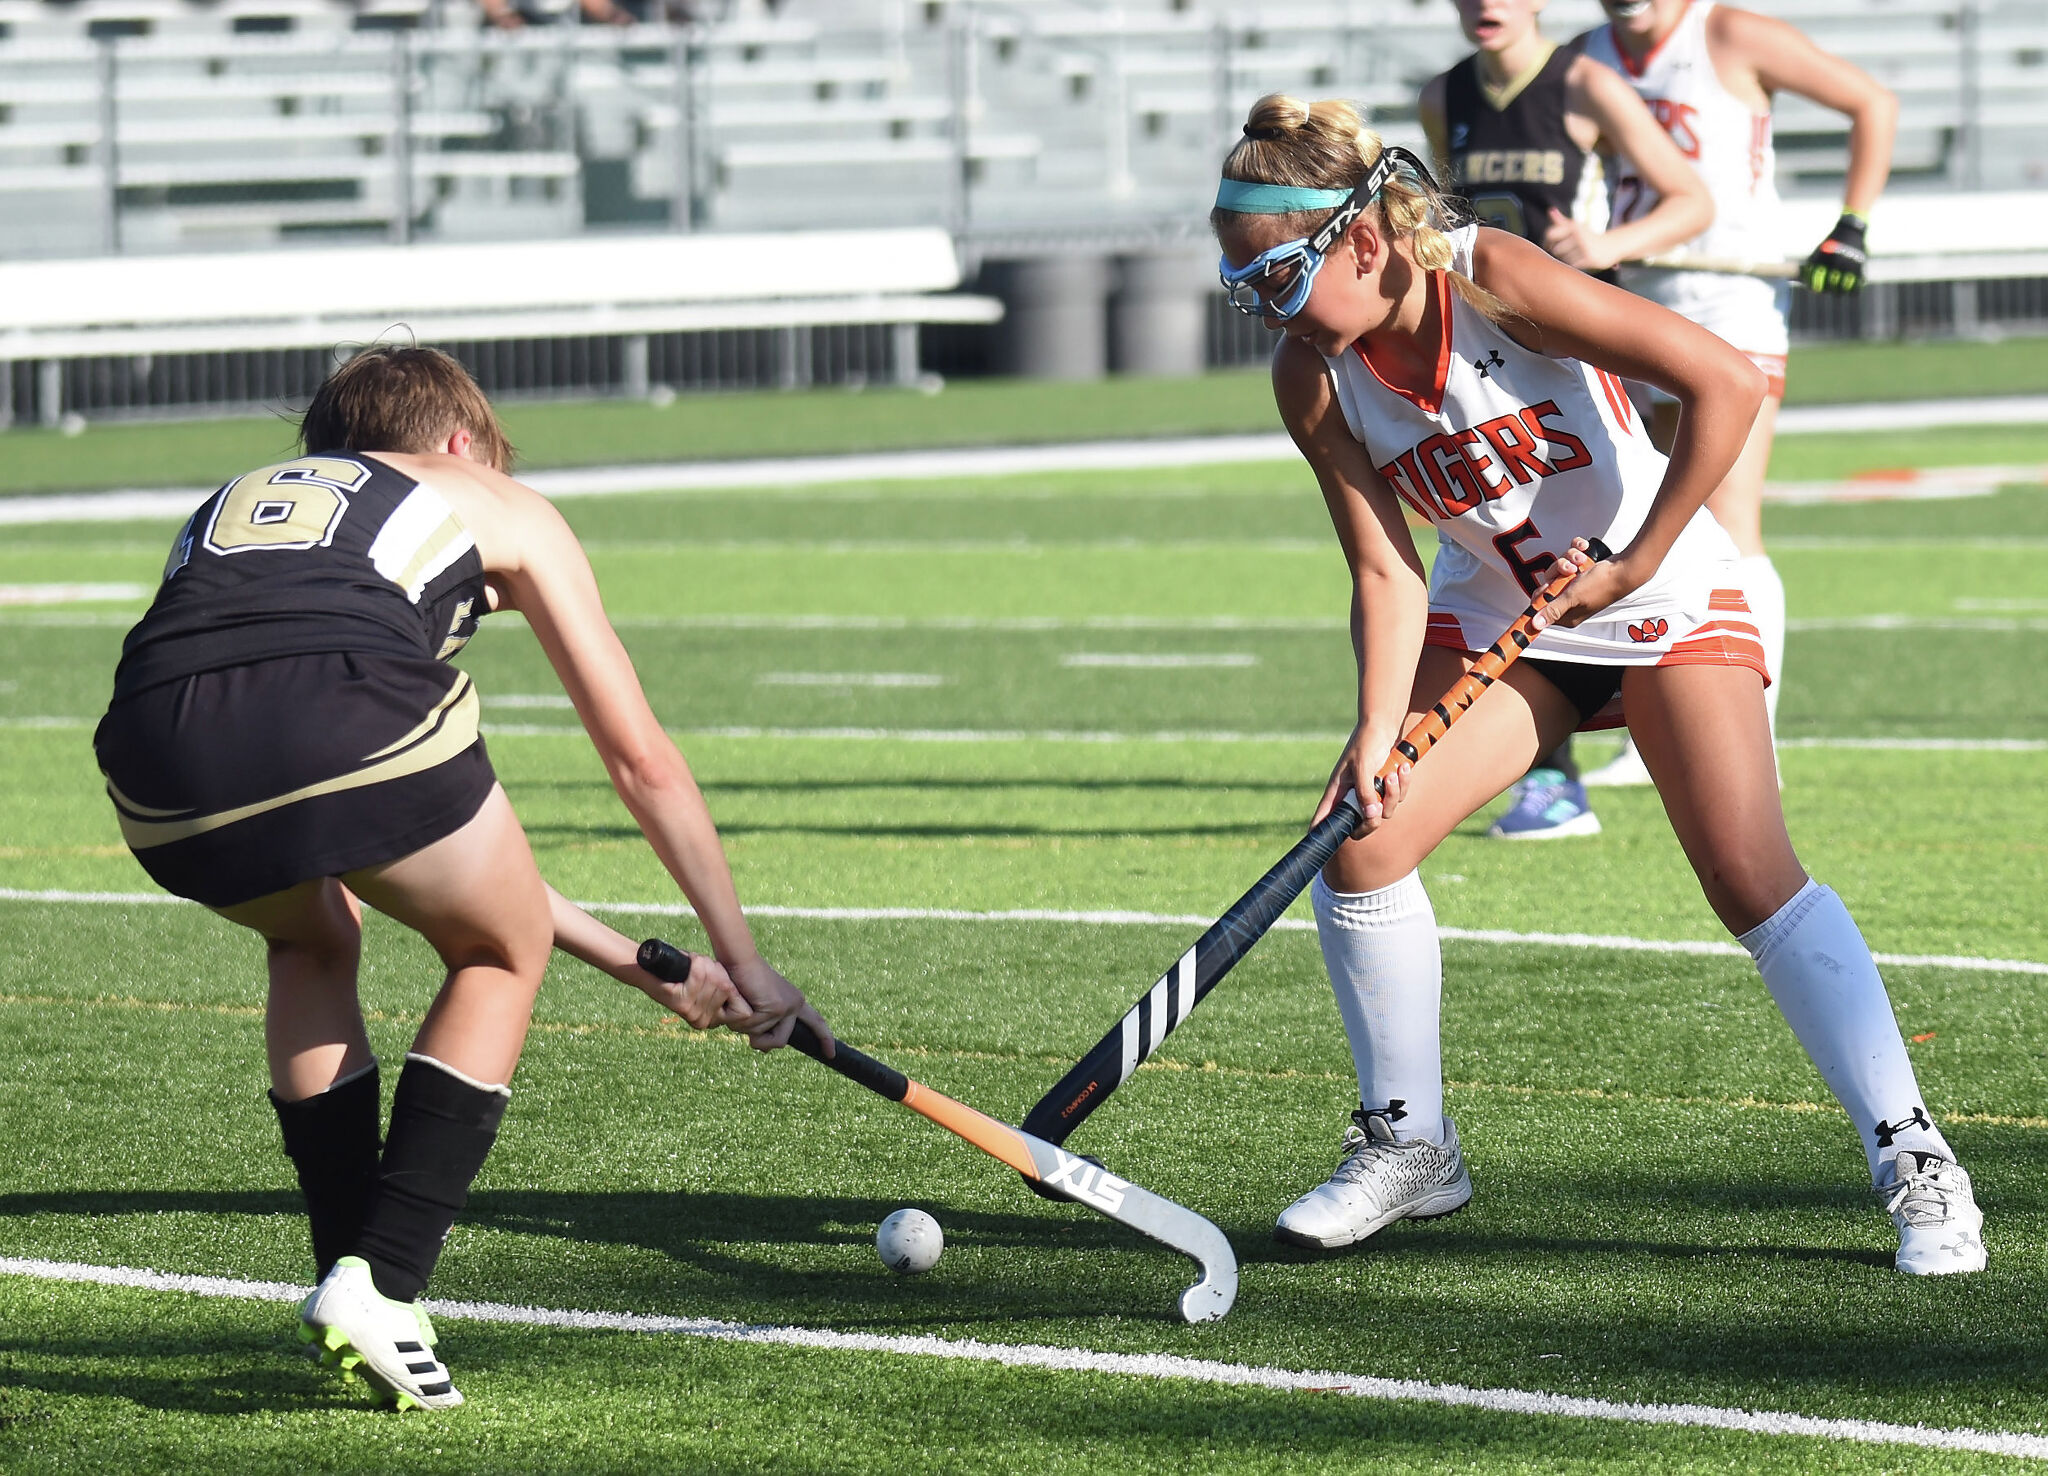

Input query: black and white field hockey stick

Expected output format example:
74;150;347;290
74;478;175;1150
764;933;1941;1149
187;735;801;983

1019;540;1609;1150
635;938;1237;1323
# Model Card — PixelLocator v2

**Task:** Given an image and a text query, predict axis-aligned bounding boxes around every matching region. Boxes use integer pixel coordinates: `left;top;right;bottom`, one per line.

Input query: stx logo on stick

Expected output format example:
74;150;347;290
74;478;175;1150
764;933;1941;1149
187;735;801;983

1375;400;1593;523
1042;1149;1130;1213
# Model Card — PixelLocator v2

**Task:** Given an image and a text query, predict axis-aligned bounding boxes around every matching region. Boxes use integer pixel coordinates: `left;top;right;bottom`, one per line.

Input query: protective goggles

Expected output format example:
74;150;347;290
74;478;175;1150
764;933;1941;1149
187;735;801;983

1215;148;1419;321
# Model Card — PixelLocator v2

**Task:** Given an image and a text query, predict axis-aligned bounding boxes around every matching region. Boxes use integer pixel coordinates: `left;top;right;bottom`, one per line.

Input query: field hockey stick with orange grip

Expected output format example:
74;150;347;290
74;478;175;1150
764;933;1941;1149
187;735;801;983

635;938;1237;1323
1019;539;1610;1151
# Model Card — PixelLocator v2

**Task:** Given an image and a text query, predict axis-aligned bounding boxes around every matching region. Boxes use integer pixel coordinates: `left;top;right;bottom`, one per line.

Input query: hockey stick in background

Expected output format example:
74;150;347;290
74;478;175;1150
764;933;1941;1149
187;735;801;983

1627;254;1799;279
1020;539;1610;1151
636;938;1237;1324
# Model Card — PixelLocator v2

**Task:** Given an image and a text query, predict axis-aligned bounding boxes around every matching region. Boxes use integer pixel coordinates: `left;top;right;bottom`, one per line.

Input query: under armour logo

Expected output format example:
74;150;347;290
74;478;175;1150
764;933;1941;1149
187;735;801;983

1874;1107;1931;1147
1384;1098;1408;1122
1474;349;1506;379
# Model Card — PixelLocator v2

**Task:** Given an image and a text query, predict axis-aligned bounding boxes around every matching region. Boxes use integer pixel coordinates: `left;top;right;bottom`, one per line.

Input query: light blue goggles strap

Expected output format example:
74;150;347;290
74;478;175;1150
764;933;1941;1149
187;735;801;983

1213;179;1354;214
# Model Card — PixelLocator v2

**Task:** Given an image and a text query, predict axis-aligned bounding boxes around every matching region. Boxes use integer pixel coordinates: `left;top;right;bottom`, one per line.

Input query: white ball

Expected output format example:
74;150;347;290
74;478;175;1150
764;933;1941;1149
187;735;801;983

876;1208;942;1275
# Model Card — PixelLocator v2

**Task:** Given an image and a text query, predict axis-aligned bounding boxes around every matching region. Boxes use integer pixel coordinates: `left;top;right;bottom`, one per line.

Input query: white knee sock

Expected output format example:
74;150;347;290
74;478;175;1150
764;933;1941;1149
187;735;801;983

1738;553;1786;737
1739;880;1951;1181
1312;871;1445;1143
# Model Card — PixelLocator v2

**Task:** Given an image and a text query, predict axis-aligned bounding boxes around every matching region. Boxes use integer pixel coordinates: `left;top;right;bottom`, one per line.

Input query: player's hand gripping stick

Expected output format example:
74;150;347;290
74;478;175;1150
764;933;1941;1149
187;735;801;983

635;938;1237;1323
1020;540;1609;1150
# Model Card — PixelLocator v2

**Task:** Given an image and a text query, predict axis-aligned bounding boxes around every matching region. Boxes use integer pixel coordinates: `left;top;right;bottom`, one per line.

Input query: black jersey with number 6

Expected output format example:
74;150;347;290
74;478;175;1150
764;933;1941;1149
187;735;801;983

1440;42;1605;245
115;453;488;700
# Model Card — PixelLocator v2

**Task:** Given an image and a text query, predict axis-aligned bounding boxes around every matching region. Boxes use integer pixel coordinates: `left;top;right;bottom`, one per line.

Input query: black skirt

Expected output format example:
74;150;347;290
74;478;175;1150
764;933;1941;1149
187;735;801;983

94;652;496;909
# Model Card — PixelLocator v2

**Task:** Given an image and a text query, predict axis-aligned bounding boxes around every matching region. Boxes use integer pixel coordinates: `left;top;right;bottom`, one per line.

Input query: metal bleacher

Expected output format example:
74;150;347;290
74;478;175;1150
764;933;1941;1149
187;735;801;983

4;0;2042;256
1;0;2045;421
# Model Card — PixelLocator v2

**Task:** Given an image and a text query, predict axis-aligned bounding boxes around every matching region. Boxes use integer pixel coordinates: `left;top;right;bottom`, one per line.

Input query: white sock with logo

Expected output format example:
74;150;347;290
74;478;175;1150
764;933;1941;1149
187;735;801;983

1739;879;1951;1181
1312;871;1445;1144
1738;553;1787;737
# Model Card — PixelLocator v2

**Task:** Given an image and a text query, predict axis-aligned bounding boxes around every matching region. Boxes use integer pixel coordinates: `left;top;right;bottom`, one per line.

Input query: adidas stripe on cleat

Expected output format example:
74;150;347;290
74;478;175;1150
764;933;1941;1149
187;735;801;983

298;1256;463;1409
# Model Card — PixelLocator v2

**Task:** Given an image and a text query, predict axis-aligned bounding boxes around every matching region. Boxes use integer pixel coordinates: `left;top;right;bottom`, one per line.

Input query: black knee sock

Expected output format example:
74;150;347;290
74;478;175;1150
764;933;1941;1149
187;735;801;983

353;1053;509;1303
269;1061;382;1281
1533;740;1579;781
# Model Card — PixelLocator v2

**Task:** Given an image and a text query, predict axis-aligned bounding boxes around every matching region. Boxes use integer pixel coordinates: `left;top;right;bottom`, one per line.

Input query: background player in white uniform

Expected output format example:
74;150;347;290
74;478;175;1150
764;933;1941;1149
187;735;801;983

1214;94;1978;1275
1580;0;1896;785
1419;0;1713;838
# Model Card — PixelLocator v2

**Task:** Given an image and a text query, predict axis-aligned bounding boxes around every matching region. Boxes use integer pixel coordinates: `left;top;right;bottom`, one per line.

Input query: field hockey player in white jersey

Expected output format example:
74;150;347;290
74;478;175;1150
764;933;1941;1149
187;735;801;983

1578;0;1897;787
1214;95;1980;1274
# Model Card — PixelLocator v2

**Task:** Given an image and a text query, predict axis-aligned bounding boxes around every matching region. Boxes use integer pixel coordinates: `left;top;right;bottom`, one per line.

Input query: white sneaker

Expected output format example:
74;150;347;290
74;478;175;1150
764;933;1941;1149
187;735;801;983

1274;1108;1472;1249
1581;738;1653;788
1880;1152;1987;1276
299;1256;464;1409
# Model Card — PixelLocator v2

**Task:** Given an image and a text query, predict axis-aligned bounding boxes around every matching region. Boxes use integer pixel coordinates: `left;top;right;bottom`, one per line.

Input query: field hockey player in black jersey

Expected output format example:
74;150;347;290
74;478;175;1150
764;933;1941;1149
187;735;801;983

94;345;835;1411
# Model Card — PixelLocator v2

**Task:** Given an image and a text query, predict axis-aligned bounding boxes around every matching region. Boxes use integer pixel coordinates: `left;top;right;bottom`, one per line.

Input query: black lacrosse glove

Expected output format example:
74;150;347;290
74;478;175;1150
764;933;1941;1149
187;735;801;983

1801;212;1868;293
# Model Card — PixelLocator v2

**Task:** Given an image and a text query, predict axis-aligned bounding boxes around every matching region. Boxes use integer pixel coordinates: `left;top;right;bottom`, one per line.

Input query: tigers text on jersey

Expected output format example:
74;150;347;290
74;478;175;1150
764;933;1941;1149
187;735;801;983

1582;1;1789;353
1320;225;1763;682
1440;41;1608;244
114;452;488;700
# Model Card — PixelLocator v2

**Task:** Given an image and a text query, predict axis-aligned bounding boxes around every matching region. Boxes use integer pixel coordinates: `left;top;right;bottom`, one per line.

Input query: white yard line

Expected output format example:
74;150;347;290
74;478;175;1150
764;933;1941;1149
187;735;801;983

0;582;147;605
1059;653;1260;668
4;405;2046;526
1788;615;2048;632
2;887;2041;977
755;672;948;688
0;1256;2040;1460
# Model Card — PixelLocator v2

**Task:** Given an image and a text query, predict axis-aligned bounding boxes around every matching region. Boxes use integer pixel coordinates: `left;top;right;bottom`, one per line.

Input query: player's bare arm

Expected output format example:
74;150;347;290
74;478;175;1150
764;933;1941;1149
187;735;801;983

543;883;746;1031
1557;54;1713;268
373;451;835;1054
1273;335;1428;830
1470;229;1766;624
1711;4;1895;286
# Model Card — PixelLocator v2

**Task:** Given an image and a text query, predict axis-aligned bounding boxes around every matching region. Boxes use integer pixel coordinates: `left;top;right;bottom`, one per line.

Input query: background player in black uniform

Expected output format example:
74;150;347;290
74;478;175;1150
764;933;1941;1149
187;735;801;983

95;346;834;1412
1420;0;1711;838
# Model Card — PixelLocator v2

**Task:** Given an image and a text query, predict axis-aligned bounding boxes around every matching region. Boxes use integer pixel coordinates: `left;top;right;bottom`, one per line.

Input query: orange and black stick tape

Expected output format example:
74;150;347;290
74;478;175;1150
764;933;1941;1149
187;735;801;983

1371;537;1609;797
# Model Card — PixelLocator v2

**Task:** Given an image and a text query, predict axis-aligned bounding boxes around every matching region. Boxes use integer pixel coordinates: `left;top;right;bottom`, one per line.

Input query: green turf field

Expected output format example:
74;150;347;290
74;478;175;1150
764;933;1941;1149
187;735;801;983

3;332;2047;496
3;450;2047;1471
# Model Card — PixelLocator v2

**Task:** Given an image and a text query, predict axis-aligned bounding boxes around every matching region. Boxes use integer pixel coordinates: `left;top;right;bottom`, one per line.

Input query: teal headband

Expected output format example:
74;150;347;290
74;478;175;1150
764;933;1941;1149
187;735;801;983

1213;179;1354;214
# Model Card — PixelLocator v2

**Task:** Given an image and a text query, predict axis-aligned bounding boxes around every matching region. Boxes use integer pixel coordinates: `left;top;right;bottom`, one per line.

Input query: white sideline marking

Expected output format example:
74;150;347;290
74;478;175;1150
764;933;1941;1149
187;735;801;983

0;582;146;605
484;693;575;709
4;887;2039;977
1789;615;2048;632
1059;653;1259;668
5;408;2046;526
1;1257;2042;1461
756;672;948;688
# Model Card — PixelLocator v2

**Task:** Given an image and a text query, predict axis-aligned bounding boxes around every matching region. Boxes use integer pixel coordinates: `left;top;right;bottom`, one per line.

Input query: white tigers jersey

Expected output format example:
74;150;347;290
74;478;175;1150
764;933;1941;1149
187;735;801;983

1320;224;1763;686
1582;2;1789;352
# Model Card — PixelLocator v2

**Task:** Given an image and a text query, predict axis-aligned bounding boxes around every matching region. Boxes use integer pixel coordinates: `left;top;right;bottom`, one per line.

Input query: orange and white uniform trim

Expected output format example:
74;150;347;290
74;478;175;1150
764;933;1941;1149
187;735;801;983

1322;224;1769;710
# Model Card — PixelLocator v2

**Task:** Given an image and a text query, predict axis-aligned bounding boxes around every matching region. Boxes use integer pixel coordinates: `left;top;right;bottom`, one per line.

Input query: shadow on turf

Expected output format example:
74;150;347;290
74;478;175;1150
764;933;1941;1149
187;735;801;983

524;818;1302;842
0;1188;1188;1328
511;776;1316;795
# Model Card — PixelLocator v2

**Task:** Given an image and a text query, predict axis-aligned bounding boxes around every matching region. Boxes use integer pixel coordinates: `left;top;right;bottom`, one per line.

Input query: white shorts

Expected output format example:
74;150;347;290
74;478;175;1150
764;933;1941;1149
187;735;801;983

1424;545;1769;731
1620;268;1791;402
